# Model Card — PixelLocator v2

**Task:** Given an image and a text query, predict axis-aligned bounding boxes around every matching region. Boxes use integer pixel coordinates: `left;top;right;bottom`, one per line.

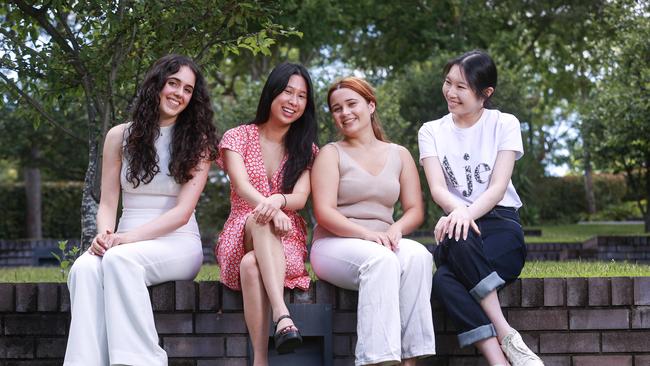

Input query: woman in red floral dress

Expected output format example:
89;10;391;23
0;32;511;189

216;62;318;363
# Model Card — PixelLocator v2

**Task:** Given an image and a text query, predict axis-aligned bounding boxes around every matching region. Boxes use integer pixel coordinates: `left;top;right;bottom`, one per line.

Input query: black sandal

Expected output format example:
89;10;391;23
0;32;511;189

273;314;303;354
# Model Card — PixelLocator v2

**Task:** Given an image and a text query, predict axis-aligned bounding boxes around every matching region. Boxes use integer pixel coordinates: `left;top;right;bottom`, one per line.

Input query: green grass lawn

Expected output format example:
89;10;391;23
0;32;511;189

3;260;650;283
525;223;647;244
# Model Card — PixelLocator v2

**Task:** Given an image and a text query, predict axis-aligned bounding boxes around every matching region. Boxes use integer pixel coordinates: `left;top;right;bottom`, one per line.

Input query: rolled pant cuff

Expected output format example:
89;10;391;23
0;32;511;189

458;324;497;347
469;271;505;301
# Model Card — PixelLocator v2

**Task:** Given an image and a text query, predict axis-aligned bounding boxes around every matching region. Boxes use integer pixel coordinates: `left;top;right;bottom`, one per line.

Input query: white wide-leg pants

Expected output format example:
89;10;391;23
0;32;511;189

63;237;203;366
310;237;436;366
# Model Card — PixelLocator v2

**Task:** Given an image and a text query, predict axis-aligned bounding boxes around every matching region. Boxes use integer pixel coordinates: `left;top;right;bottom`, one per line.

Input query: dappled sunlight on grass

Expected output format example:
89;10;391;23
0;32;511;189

521;260;650;278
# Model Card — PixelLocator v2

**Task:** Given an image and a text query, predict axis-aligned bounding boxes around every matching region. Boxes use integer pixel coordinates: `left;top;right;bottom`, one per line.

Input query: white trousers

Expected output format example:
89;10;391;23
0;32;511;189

63;237;203;366
310;237;436;366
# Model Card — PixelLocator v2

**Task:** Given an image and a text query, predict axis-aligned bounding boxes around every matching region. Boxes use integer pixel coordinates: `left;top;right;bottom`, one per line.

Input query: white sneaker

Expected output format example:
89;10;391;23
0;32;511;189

500;330;544;366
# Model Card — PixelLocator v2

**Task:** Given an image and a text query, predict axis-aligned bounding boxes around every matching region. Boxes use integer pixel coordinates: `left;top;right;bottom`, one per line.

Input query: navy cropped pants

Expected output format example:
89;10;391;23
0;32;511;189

433;206;526;347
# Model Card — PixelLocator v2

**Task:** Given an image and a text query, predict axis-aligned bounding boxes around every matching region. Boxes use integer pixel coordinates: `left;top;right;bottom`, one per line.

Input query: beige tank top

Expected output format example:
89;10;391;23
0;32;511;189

313;142;402;240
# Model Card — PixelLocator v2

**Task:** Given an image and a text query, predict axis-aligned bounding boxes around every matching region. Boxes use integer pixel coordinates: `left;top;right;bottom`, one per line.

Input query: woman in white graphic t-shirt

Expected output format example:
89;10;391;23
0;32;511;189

418;50;544;366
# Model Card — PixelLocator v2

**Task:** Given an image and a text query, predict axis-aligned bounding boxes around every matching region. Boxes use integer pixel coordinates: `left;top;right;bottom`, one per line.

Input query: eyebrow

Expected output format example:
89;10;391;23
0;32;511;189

168;77;194;89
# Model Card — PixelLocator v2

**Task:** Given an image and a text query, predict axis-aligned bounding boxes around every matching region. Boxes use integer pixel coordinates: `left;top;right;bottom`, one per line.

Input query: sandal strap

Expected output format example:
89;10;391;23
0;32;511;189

274;314;292;329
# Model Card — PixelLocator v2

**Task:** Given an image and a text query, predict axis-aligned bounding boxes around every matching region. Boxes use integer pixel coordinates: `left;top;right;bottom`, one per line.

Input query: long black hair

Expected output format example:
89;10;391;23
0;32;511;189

250;62;317;193
125;54;218;187
443;50;497;108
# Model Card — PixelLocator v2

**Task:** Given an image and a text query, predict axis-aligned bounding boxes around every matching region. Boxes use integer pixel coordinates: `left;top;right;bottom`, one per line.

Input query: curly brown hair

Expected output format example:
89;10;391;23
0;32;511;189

125;54;218;187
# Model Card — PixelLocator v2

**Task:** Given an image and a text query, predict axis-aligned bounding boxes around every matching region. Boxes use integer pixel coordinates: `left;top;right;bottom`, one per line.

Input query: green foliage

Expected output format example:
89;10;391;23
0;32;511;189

50;240;81;279
525;223;646;244
0;181;83;239
530;174;629;224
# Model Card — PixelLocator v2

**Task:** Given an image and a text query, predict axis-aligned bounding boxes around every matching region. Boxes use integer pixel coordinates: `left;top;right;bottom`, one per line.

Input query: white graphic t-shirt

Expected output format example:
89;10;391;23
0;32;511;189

418;109;524;209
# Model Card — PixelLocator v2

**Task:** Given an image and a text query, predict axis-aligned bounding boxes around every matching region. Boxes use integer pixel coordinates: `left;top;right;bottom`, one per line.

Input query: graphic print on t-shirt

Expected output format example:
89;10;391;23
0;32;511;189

442;153;492;198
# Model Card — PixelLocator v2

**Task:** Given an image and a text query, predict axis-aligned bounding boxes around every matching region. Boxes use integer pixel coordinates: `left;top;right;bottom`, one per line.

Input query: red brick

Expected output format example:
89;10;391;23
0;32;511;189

334;335;352;356
539;355;571;366
446;356;488;365
602;331;650;352
507;309;568;330
521;279;543;307
168;360;195;366
175;281;196;311
15;284;37;312
154;313;193;334
520;332;539;352
611;277;633;305
634;277;650;305
4;314;69;335
37;284;58;312
632;306;650;328
573;355;632;366
316;281;335;304
195;313;247;333
1;337;34;358
0;284;15;311
226;336;247;357
221;287;243;311
292;287;315;304
197;359;248;366
435;334;474;356
198;281;219;311
151;282;175;311
36;337;67;358
539;332;600;353
164;336;224;357
333;358;356;366
337;288;358;311
588;278;611;305
569;309;629;329
635;355;650;366
59;284;70;312
333;313;357;333
543;278;565;306
566;278;588;306
498;280;520;307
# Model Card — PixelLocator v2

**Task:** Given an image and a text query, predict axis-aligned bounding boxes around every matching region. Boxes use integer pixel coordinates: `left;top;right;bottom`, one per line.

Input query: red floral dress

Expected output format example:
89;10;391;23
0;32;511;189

216;124;317;291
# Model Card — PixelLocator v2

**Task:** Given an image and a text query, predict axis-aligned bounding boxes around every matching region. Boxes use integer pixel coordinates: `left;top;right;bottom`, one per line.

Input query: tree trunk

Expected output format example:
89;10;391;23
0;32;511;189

583;142;597;215
24;144;42;239
80;138;99;249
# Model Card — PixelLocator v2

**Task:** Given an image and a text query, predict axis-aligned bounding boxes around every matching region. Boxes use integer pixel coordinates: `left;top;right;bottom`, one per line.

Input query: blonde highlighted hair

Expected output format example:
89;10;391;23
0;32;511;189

327;77;388;142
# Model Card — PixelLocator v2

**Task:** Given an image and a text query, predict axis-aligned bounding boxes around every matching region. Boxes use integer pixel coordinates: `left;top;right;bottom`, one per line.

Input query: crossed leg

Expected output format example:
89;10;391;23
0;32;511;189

240;215;296;366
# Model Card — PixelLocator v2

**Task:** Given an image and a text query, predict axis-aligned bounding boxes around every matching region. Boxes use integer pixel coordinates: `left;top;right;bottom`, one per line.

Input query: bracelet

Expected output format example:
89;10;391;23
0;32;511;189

280;193;287;209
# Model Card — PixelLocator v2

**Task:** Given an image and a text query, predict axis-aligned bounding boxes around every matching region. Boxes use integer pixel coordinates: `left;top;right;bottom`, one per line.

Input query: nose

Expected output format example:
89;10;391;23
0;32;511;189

288;93;298;105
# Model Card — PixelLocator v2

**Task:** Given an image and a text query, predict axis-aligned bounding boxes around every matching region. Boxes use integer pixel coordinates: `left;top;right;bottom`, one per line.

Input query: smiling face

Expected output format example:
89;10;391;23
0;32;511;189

442;64;487;122
268;74;308;126
329;87;376;137
158;65;196;125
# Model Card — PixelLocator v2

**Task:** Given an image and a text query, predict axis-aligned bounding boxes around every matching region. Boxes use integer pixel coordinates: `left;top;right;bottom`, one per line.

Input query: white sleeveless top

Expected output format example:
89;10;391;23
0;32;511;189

117;123;199;236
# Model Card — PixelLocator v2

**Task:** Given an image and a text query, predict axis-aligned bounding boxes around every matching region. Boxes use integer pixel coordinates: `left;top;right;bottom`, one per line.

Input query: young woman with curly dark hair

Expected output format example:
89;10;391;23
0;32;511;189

216;62;318;363
64;54;218;366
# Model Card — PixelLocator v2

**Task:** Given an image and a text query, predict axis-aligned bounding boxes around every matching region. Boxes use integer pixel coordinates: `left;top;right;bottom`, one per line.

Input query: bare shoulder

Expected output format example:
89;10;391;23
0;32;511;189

315;143;339;161
103;123;129;154
394;144;415;161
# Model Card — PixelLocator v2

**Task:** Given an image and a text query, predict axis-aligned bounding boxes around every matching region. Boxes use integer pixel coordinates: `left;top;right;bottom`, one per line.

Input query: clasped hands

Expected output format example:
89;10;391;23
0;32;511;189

252;194;292;237
88;230;124;256
434;206;481;244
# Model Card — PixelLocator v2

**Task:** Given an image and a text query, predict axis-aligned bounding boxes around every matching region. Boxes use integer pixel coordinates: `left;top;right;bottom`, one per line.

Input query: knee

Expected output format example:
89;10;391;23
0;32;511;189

432;267;452;296
69;253;101;282
368;248;400;274
240;252;261;281
100;248;129;274
401;239;433;266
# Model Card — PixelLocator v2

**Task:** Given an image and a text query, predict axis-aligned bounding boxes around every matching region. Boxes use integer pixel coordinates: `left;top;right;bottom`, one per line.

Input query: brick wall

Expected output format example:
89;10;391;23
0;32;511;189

1;278;650;365
526;236;650;263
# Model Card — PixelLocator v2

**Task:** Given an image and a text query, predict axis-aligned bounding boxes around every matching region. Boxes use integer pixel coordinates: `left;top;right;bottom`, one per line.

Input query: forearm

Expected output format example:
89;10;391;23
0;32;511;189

96;203;117;234
282;191;308;211
316;207;372;239
431;186;466;214
467;186;506;220
392;207;424;235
